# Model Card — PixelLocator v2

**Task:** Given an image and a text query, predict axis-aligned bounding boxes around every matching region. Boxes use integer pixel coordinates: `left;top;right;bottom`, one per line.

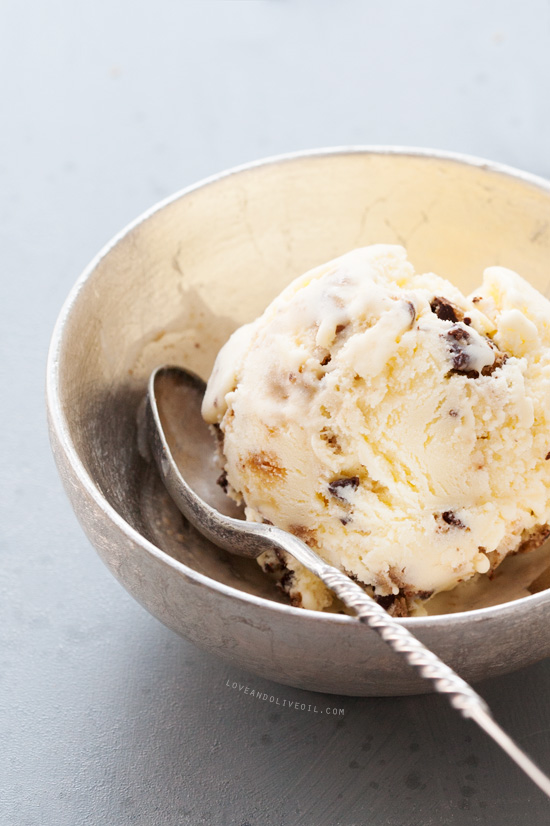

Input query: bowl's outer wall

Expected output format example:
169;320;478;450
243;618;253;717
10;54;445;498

48;150;550;696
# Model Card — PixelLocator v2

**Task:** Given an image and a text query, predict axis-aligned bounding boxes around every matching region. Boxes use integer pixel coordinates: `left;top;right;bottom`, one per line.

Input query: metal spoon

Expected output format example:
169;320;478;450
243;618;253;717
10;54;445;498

146;364;550;799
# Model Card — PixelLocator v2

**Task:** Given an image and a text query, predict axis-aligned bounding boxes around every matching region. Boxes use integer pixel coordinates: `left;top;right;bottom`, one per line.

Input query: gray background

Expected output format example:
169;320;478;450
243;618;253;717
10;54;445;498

2;1;550;824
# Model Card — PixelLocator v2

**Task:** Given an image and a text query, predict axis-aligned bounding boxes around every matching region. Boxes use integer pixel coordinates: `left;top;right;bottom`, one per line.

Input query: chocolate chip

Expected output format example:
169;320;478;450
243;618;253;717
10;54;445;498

216;470;228;493
546;452;550;461
374;587;416;616
328;476;360;499
450;353;472;373
447;325;471;343
463;316;472;326
449;409;459;417
375;593;409;617
480;351;508;376
431;296;463;323
375;593;397;610
441;510;466;528
320;354;331;366
340;516;351;525
335;323;347;335
437;511;468;533
280;570;294;590
405;300;416;322
415;590;434;601
442;324;479;374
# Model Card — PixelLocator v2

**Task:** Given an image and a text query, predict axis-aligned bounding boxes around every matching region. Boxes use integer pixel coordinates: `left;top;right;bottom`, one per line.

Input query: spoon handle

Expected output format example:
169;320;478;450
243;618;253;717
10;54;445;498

283;537;550;798
319;566;486;712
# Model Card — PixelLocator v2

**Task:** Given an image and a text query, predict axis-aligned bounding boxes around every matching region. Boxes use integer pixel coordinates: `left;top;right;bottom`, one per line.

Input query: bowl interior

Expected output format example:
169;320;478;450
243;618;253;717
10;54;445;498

55;150;550;609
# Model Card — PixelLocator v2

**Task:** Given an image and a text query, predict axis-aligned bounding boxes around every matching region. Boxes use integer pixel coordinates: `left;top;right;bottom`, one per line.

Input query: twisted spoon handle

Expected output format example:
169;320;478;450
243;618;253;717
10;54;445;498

320;566;485;711
287;543;488;716
283;536;550;798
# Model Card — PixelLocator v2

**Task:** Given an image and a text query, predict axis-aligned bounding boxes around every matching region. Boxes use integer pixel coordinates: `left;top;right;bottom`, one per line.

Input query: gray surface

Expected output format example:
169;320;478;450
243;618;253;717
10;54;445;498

2;1;550;824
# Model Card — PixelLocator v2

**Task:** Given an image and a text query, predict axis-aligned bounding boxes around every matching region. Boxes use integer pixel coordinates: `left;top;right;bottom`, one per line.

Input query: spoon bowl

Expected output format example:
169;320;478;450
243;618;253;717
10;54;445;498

148;366;244;520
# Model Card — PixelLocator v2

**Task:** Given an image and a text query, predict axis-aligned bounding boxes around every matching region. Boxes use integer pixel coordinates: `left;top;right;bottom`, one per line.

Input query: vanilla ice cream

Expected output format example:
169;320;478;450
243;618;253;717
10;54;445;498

202;245;550;616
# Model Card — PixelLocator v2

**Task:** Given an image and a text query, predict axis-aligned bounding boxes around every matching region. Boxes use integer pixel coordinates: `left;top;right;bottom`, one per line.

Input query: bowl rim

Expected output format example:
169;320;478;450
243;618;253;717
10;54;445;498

46;144;550;629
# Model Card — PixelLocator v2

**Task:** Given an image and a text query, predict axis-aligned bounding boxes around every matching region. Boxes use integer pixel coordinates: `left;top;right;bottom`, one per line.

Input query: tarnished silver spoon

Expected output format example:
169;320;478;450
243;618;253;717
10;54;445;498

146;364;550;798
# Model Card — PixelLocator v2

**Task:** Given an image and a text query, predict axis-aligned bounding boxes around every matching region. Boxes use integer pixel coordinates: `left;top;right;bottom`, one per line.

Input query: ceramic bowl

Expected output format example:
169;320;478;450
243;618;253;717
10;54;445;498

47;147;550;696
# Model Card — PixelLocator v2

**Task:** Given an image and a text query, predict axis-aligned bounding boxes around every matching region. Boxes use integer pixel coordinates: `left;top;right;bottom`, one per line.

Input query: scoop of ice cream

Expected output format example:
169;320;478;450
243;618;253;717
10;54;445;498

202;245;550;615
